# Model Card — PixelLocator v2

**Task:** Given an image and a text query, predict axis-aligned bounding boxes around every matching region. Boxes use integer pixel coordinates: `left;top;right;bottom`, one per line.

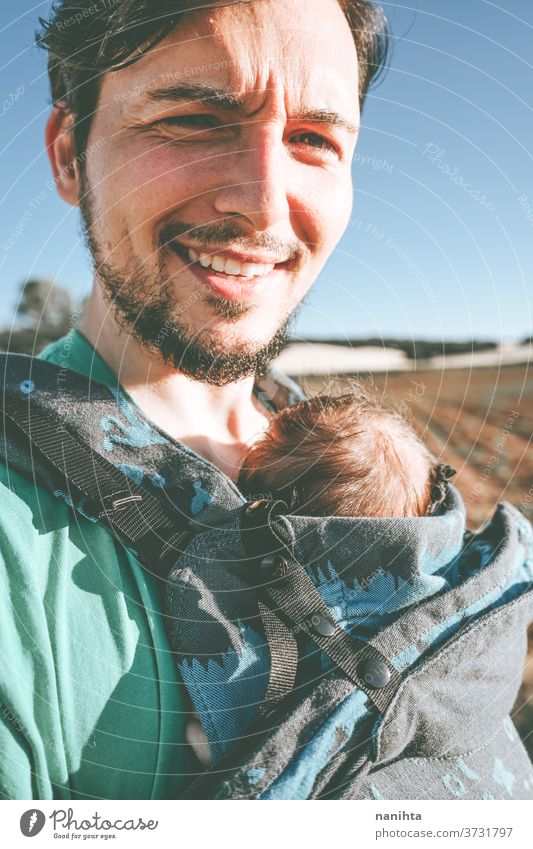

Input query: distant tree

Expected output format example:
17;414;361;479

0;278;75;354
17;278;73;332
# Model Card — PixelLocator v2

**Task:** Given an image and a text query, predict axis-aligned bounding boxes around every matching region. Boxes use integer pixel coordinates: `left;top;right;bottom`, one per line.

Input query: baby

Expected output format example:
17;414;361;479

185;385;454;766
238;386;452;518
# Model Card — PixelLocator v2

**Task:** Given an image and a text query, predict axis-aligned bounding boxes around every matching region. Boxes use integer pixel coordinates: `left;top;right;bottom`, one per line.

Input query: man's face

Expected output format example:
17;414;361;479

80;0;360;383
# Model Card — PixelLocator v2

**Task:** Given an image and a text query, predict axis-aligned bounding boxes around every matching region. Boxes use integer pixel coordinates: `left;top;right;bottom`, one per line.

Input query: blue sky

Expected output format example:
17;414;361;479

1;1;532;342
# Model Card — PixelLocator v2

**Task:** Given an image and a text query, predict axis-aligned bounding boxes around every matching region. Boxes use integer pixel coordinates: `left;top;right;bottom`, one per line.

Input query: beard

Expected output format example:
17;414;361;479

79;179;300;386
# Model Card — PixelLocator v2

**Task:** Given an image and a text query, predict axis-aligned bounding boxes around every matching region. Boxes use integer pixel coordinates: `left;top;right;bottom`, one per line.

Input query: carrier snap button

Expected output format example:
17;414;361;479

310;613;336;637
259;554;288;578
359;659;391;689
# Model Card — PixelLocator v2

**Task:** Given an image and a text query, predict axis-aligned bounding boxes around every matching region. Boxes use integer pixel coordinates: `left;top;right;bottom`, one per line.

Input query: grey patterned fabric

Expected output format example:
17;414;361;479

1;353;532;800
168;492;533;800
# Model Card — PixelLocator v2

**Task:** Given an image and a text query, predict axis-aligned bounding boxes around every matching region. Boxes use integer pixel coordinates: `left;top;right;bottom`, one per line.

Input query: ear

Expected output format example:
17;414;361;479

45;104;81;207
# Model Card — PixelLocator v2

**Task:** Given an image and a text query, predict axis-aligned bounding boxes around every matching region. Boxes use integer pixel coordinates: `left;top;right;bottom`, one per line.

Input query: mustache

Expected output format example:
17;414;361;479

158;220;304;263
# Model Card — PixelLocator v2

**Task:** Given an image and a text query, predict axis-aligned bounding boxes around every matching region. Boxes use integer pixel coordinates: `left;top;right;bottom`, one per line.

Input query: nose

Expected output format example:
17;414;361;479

213;126;290;232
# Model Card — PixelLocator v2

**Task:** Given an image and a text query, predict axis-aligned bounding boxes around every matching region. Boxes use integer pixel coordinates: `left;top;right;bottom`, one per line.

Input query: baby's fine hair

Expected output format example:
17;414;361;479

238;384;436;518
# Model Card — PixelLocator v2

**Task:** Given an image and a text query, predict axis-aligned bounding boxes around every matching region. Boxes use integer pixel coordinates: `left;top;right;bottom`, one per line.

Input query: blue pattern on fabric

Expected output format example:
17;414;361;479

320;650;335;671
456;757;480;782
116;463;167;490
261;689;370;800
52;490;98;523
19;379;35;395
503;716;516;742
191;480;214;516
247;768;266;786
116;463;145;486
442;773;466;797
252;518;532;798
391;643;421;671
393;536;533;672
417;535;466;577
309;560;450;637
100;387;168;452
523;775;533;794
492;758;516;795
178;621;269;762
495;548;533;608
181;504;533;798
466;539;497;573
369;784;384;800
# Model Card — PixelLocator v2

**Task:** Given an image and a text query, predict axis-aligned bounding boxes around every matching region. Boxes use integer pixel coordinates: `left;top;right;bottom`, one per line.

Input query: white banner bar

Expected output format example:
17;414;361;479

0;799;530;848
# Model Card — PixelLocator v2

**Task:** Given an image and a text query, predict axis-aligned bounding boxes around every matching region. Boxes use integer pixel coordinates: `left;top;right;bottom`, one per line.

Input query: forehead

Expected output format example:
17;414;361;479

103;0;359;116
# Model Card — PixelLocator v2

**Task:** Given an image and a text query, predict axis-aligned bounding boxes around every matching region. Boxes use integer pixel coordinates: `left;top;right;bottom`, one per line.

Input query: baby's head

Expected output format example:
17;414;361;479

238;387;444;518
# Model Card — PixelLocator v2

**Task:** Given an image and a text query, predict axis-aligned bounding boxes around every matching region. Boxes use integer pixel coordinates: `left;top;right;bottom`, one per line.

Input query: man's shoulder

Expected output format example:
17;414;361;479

0;460;115;566
0;463;57;526
0;462;74;566
0;337;115;544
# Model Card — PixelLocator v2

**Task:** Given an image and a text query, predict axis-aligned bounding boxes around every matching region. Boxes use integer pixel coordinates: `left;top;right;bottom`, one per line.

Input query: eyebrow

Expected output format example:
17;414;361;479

146;84;358;134
293;109;359;135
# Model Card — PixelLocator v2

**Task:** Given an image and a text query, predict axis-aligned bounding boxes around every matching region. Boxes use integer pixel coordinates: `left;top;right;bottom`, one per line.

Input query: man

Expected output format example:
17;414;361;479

0;0;387;799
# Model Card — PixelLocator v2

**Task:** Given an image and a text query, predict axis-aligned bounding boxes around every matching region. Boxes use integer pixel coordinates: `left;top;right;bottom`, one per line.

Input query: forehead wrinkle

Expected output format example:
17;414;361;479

117;2;359;125
144;79;282;121
142;80;358;135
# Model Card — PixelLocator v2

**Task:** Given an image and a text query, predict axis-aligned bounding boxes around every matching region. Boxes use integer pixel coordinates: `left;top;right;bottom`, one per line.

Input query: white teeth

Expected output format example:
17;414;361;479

211;255;226;273
241;262;260;278
187;247;276;278
224;258;242;276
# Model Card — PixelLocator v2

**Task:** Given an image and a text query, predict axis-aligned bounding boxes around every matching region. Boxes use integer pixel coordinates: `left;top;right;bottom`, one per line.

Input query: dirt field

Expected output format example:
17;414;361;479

300;363;533;755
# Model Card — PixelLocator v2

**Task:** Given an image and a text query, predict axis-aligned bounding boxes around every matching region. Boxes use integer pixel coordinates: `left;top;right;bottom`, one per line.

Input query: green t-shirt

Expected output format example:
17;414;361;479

0;330;193;800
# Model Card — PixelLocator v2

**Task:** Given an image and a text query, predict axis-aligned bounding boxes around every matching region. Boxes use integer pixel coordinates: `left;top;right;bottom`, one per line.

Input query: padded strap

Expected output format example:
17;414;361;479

254;602;299;721
2;389;193;576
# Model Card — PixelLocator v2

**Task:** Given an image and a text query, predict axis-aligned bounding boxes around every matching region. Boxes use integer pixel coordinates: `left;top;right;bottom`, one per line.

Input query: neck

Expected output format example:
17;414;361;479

78;286;272;480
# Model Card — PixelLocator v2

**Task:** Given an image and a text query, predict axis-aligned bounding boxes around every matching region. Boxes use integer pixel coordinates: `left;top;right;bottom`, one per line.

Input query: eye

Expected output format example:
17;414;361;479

153;113;238;144
158;114;220;130
290;131;338;156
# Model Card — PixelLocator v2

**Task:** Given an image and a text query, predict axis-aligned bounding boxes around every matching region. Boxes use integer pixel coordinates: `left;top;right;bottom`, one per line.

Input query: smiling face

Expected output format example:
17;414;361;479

78;0;360;383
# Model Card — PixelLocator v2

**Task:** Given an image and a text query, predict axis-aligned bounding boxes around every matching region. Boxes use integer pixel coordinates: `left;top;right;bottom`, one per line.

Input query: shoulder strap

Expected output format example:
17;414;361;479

0;361;194;577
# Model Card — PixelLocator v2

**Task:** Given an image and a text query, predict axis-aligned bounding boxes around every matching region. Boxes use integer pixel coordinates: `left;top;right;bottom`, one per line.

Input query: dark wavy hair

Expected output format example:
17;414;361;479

37;0;389;157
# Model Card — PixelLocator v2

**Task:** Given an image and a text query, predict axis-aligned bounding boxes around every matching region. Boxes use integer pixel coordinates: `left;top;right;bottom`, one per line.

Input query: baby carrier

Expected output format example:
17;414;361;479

1;352;533;800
